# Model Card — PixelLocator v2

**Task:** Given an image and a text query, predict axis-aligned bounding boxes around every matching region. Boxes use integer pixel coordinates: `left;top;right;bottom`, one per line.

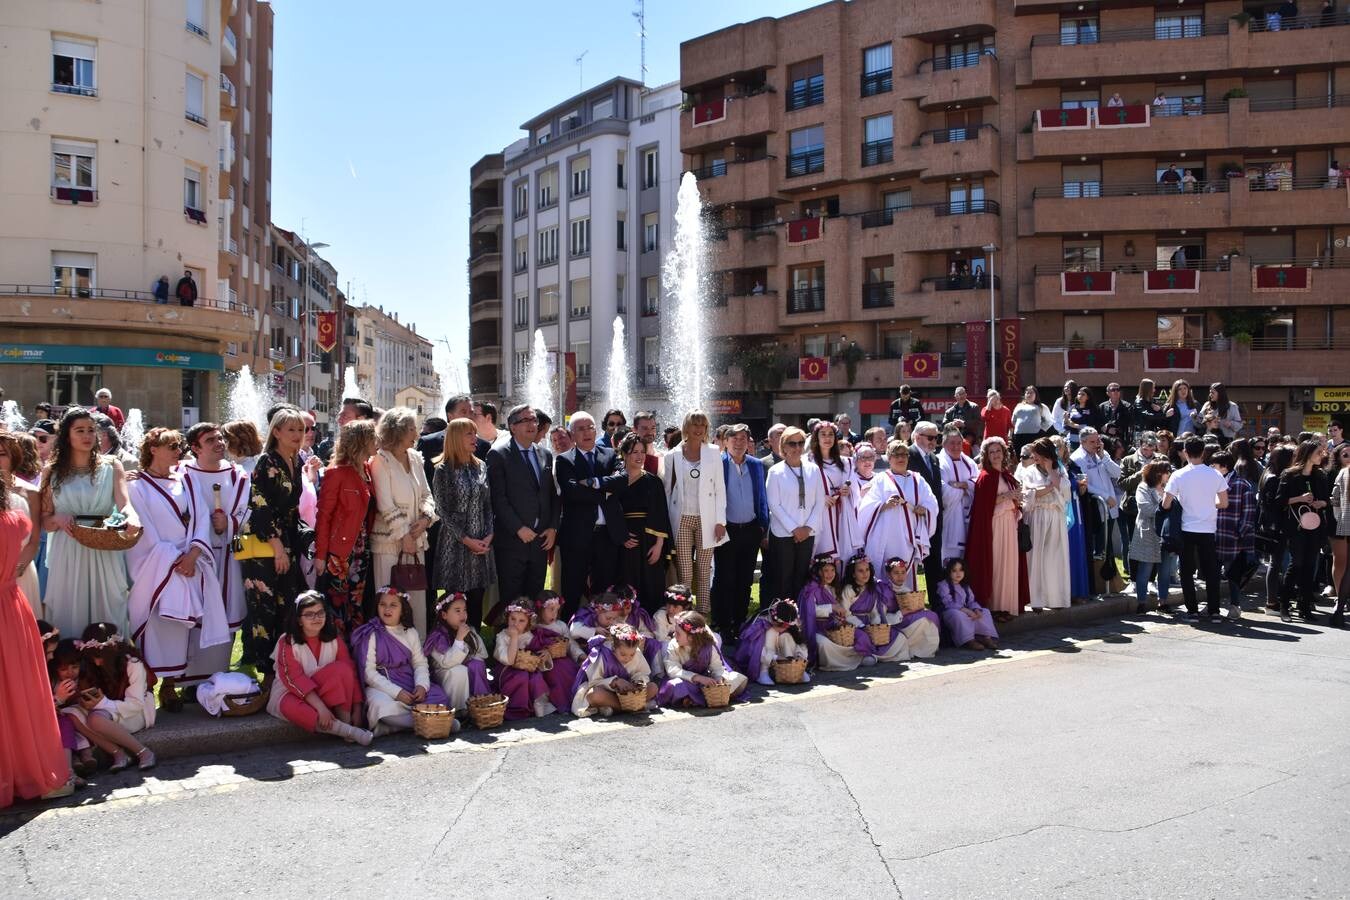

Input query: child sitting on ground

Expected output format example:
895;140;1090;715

934;558;1000;651
652;585;694;642
527;593;581;713
424;593;492;714
494;601;556;719
657;611;748;708
268;591;371;745
350;587;448;736
839;553;912;665
570;624;658;717
75;624;157;771
569;591;625;652
799;554;871;672
532;590;582;661
880;557;941;658
734;599;810;686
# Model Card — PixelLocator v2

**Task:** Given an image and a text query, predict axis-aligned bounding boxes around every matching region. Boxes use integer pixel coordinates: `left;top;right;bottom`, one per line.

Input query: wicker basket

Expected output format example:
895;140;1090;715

614;686;648;713
411;703;456;740
69;522;142;552
770;657;807;684
824;623;856;647
513;649;552;673
897;591;927;615
701;681;731;708
466;694;508;729
220;688;266;717
865;623;892;647
545;638;569;659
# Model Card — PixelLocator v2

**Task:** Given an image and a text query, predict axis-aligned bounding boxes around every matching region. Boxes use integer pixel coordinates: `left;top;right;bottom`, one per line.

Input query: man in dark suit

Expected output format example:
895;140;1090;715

486;404;558;612
553;411;629;615
909;421;946;603
712;423;769;640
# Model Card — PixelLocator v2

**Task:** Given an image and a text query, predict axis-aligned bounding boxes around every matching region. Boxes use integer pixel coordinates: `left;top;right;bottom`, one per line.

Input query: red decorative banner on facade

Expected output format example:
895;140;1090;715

997;319;1021;396
1252;265;1311;292
964;320;989;398
1143;269;1199;293
692;97;726;126
1143;347;1200;373
786;217;822;244
315;311;337;352
902;352;941;380
1063;348;1119;373
1060;271;1116;295
1095;104;1150;128
1036;107;1091;130
798;356;829;381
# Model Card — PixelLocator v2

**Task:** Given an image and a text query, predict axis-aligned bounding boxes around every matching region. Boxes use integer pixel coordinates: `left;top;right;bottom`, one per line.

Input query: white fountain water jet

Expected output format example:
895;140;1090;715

660;172;710;418
1;400;26;432
524;329;554;420
225;364;274;430
433;340;467;413
341;366;362;402
118;408;144;453
605;316;632;420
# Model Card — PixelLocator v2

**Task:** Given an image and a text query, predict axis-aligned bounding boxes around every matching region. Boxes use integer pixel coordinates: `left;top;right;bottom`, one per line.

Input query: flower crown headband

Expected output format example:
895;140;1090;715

435;592;468;614
504;602;535;619
663;588;693;607
769;599;799;625
75;637;121;651
534;594;561;611
608;623;642;645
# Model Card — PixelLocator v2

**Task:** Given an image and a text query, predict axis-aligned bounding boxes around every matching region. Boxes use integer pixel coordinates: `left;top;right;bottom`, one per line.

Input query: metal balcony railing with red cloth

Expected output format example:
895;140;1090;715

691;97;726;126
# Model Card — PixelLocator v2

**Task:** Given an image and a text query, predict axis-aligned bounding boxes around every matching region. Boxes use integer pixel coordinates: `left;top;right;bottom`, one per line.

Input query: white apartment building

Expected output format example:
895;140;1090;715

352;304;438;410
497;77;682;409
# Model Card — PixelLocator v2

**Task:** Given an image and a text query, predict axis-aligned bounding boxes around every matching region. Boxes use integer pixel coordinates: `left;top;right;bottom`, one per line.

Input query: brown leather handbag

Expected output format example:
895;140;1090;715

389;551;427;592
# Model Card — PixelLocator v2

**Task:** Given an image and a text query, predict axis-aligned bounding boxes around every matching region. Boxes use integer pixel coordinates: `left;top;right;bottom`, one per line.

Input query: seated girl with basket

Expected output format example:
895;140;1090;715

423;593;491;715
656;611;747;708
526;593;580;715
350;587;447;736
734;598;810;686
532;591;582;661
796;554;842;667
879;557;941;658
568;591;625;654
268;591;371;745
493;601;555;719
614;583;666;673
70;624;158;770
838;553;913;665
569;624;658;717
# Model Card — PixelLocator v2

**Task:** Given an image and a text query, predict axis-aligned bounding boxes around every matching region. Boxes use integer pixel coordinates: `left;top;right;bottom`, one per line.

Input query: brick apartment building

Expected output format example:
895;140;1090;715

680;0;1350;434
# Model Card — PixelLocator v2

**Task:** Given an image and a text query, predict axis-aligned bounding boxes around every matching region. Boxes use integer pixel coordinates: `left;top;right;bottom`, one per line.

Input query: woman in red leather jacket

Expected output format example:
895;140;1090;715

315;420;378;636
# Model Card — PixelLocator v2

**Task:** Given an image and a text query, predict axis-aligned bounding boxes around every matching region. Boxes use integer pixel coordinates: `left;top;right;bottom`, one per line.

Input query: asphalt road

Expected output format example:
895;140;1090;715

4;611;1348;900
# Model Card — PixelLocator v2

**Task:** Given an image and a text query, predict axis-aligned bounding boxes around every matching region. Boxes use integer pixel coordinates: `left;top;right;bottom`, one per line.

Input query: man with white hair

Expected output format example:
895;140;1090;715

937;426;977;564
554;410;628;613
93;388;125;431
1072;427;1124;592
759;422;786;470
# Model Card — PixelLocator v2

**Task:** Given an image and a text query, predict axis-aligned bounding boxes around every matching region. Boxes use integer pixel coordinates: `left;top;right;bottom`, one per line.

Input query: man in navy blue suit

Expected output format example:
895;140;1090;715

554;411;630;615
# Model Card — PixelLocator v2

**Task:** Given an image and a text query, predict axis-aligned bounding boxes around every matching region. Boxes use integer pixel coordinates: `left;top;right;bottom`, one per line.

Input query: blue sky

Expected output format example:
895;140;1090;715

269;0;806;390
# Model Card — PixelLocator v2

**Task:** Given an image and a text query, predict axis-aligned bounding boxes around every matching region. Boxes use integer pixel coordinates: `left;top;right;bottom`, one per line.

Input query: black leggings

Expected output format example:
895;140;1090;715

1281;530;1324;612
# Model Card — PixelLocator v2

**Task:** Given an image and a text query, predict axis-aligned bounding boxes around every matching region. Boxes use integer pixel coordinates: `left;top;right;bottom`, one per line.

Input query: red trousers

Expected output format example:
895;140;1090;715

279;663;362;732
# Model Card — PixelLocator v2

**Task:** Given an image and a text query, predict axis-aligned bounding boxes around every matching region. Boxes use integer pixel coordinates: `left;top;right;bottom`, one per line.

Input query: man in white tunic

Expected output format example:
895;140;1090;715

937;427;978;564
860;442;939;591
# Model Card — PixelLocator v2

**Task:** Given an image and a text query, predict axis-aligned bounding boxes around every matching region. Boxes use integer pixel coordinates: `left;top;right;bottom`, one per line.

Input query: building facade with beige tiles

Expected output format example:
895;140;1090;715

681;0;1350;434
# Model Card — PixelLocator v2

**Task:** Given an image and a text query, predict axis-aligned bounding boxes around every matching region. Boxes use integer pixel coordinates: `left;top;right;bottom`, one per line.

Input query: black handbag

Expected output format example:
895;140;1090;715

1017;521;1033;553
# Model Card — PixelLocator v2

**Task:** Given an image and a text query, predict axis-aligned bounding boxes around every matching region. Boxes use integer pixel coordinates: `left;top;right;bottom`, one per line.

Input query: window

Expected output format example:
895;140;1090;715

569;217;591;257
47;364;102;407
184;166;203;213
642;213;658;253
537;285;559;323
186;0;208;36
559;108;581;132
642;276;659;316
1064;314;1103;344
1061;163;1101;198
1156;314;1204;346
574;341;591;379
788;265;825;313
52;251;96;297
51;140;96;200
802;335;828;358
569;277;590;318
862;114;893;166
537;169;558;209
939;38;992;70
1062;239;1102;271
643;336;661;386
882;331;912;359
592;96;614;120
617;152;626;189
946;181;984;214
1155;14;1203;40
642;148;659;190
513;236;528;272
570;157;590;197
537;226;558;265
883;189;912;211
616;275;626;313
864;257;895;309
787;58;824;111
861;43;892;97
1059;15;1099;45
52;37;96;96
1059;89;1100;110
787;125;825;177
513;181;528;219
1154;84;1205;118
185;70;206;125
616;214;626;251
535;125;551;146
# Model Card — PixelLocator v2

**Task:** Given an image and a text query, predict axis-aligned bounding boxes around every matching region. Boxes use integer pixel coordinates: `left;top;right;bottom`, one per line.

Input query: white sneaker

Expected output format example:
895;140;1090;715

533;697;557;717
593;706;614;718
756;671;774;686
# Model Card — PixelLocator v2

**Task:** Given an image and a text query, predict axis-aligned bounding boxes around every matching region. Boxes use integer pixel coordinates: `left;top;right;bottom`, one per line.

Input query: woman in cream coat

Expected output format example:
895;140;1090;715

369;408;438;635
657;410;728;616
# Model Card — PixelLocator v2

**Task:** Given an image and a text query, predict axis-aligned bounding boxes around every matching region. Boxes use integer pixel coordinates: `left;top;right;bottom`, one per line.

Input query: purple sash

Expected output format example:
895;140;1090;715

796;580;836;661
570;634;630;698
733;616;770;679
350;620;416;693
423;625;492;695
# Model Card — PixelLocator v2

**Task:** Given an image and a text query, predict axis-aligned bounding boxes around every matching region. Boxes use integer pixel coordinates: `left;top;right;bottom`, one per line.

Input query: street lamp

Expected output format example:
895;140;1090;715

302;239;330;416
982;242;998;394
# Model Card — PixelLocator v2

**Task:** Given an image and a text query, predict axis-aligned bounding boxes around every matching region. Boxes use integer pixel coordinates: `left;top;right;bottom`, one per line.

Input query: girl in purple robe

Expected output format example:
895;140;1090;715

613;583;665;674
656;611;748;708
796;554;841;667
734;599;810;686
493;602;554;719
652;584;694;643
528;594;580;714
839;553;910;664
569;624;657;717
880;557;941;658
568;592;624;656
934;558;1000;651
350;588;448;736
424;593;492;715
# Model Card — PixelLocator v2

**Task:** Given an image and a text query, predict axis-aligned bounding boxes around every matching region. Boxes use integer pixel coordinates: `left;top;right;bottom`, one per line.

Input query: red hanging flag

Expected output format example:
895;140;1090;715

1252;266;1310;292
315;311;337;353
964;321;989;397
1036;107;1091;130
786;217;822;245
798;357;829;382
1143;269;1199;293
692;97;726;126
902;352;941;380
1060;271;1116;295
1143;347;1200;373
1063;348;1118;373
1095;104;1150;128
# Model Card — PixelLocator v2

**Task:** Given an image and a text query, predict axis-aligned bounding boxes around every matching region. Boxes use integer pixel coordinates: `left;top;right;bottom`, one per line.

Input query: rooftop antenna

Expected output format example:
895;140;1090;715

575;49;588;91
633;0;646;86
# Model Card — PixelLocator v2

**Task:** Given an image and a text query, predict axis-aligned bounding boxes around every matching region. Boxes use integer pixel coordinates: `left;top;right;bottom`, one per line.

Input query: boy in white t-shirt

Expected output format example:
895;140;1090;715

1162;438;1229;621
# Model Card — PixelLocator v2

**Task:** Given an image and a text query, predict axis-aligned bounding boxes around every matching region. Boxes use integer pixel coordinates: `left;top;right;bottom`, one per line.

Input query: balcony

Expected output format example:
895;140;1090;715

908;125;999;182
0;283;255;343
1034;336;1350;388
692;153;775;207
1246;12;1350;68
785;286;826;315
470;205;503;234
719;226;778;270
898;0;996;39
222;26;237;65
860;139;893;168
679;17;778;90
219;73;237;119
785;148;825;179
861;281;894;309
857;200;1000;253
469;251;501;280
853;276;1001;326
778;356;964;392
470;154;504;191
899;53;999;110
708;293;775;338
470;300;502;325
681;88;775;151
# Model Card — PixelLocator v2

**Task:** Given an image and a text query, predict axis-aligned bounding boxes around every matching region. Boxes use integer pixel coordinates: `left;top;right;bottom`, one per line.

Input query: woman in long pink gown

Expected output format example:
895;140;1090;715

0;498;70;806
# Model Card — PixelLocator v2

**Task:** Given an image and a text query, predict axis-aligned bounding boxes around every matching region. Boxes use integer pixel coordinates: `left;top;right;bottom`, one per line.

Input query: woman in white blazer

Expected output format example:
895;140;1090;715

657;410;728;615
369;408;438;635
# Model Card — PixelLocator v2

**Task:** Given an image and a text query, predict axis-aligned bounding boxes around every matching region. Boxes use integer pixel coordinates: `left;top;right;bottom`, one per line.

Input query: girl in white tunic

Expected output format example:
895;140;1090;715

570;624;657;717
350;588;447;736
808;423;855;560
1016;437;1072;610
75;624;157;770
839;444;882;560
652;585;695;643
937;430;978;565
799;556;870;671
734;598;811;686
423;593;490;714
839;554;911;664
657;610;748;707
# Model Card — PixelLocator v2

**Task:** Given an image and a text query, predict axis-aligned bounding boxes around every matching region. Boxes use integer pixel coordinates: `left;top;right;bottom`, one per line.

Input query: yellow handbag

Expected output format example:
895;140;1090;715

232;533;274;561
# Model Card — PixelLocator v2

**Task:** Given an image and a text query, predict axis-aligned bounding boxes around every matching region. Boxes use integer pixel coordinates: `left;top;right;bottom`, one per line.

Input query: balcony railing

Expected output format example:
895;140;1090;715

1247;11;1350;32
1034;335;1350;353
918;50;994;72
52;82;97;98
1030;19;1227;46
1248;92;1350;112
185;206;207;224
1033;256;1350;274
925;274;1001;291
688;161;727;180
916;123;998;144
862;282;894;308
0;283;250;314
860;68;893;97
860;207;907;228
786;77;824;111
860;138;893;167
786;287;826;314
186;20;209;39
220;73;237;108
1033;179;1231;198
223;26;237;57
185;111;207;126
786;148;825;178
934;198;1000;216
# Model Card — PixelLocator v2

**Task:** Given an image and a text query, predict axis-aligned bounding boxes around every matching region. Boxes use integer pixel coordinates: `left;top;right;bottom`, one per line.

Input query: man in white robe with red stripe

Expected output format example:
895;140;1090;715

859;442;939;592
937;426;978;565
